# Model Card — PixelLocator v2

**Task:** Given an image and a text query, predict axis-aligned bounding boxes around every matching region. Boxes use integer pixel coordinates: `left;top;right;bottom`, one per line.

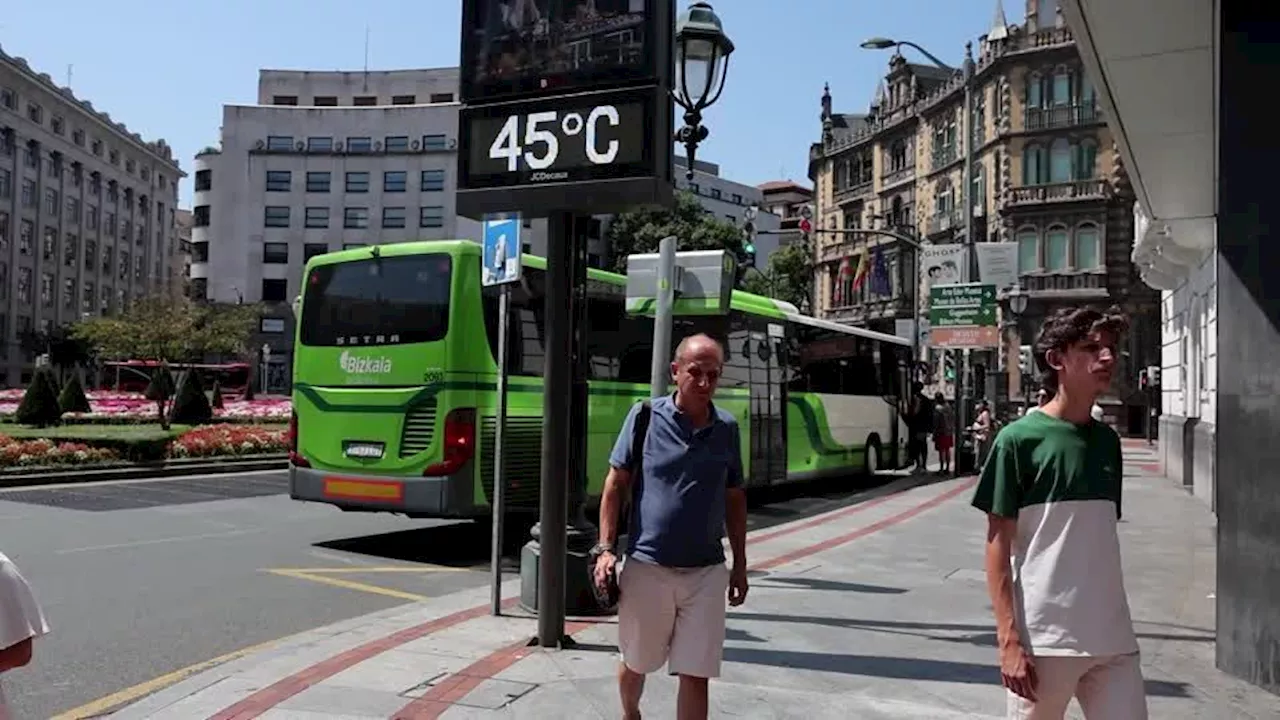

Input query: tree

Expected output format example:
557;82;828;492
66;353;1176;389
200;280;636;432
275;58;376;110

740;243;815;312
58;373;92;414
145;362;177;430
16;367;63;427
72;296;261;363
605;191;749;273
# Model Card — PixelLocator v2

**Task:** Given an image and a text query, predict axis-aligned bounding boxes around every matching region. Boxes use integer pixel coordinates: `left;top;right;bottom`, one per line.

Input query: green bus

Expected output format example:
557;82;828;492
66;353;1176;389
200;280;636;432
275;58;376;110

288;240;913;520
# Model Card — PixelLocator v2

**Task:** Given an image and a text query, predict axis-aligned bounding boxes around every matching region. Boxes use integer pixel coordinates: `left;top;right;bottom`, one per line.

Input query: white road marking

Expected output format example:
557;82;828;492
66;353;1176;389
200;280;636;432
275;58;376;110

0;469;287;493
55;528;265;554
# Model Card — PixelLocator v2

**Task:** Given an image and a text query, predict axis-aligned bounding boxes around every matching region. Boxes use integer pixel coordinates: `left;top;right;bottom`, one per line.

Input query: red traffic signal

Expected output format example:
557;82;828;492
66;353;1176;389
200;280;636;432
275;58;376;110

799;218;812;235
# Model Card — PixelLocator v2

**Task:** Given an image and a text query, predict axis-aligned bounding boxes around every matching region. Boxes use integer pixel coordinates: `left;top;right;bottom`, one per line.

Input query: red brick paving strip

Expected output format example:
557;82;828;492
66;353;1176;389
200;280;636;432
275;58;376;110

390;477;980;718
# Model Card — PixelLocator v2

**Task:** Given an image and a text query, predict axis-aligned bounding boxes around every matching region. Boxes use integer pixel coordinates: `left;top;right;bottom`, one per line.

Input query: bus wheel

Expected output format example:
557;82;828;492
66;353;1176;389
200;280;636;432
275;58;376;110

863;436;882;477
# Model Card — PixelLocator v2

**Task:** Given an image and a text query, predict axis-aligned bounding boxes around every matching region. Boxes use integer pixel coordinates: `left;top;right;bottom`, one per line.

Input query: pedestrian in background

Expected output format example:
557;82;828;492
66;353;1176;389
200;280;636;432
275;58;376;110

0;550;50;720
972;305;1146;719
932;393;954;474
593;333;749;720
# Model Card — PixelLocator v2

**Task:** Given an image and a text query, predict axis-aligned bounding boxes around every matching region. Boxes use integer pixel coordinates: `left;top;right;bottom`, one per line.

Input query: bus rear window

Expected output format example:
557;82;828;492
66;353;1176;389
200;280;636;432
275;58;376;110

300;254;451;346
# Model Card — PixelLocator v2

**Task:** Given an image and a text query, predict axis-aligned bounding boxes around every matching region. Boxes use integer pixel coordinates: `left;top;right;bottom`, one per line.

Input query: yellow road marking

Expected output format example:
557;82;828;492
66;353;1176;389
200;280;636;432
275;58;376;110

269;566;473;574
265;569;431;601
50;635;288;720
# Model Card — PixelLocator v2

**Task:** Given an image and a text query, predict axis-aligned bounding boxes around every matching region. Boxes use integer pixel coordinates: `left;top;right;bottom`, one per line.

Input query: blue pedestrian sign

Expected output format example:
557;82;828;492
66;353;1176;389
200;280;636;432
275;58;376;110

482;216;522;287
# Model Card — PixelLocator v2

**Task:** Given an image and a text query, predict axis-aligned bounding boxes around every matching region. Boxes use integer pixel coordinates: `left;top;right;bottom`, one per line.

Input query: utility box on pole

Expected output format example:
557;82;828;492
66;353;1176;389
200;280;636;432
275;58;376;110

625;249;738;317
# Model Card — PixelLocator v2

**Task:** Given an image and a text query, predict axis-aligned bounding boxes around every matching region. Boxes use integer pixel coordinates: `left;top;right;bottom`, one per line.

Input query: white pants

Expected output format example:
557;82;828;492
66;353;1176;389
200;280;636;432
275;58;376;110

1007;652;1148;719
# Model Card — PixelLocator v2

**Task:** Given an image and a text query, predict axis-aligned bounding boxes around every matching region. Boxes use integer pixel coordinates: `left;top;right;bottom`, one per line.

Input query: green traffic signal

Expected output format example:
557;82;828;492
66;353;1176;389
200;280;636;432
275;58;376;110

744;242;756;254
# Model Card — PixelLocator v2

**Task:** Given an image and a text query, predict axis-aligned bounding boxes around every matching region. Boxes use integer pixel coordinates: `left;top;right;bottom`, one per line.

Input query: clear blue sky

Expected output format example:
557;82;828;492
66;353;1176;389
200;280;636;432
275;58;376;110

2;0;1009;207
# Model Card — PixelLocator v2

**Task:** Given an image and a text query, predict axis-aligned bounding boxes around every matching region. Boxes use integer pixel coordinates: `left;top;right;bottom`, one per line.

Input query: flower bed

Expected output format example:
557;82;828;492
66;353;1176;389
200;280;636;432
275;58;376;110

0;436;120;468
168;425;288;459
0;390;291;424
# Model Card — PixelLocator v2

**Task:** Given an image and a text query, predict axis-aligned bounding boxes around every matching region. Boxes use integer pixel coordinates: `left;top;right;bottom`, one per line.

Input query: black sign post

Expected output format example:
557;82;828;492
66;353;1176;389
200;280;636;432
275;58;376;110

458;0;676;650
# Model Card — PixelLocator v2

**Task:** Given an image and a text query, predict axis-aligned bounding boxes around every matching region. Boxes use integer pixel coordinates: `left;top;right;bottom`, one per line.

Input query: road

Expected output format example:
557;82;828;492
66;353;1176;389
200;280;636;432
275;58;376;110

0;469;902;718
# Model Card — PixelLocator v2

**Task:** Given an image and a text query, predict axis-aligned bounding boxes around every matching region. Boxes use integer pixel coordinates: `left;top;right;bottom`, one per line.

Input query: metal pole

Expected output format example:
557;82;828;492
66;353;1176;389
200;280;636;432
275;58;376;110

650;235;678;399
956;42;976;477
536;210;573;647
490;282;510;616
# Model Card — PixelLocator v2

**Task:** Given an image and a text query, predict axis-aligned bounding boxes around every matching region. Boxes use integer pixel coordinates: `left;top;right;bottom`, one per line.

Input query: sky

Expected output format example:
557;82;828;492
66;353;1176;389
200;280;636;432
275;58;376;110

1;0;1012;207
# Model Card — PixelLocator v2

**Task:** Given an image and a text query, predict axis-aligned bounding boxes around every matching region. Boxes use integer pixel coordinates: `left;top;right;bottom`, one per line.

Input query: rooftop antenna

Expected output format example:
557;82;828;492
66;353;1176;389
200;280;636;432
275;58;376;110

66;64;73;88
363;25;370;73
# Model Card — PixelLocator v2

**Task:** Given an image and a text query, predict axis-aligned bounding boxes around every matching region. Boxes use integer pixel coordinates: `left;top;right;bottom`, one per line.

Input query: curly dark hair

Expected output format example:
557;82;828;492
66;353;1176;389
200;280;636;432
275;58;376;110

1033;305;1129;390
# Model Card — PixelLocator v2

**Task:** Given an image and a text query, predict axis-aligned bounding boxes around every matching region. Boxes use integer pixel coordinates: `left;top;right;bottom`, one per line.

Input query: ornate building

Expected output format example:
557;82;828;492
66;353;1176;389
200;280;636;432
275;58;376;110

807;0;1159;430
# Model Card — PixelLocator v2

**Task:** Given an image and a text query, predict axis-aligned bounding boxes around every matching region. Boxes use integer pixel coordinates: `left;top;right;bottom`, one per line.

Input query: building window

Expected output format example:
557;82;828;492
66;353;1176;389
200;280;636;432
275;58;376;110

353;96;377;106
421;169;445;191
1016;229;1038;273
1074;141;1098;180
0;169;9;199
313;96;338;106
45;188;59;215
391;95;416;105
266;136;294;151
17;267;30;305
265;170;292;192
272;95;298;106
263;242;289;264
194;169;211;192
382;207;406;228
345;172;370;193
305;207;329;228
19;220;32;255
419;206;444;228
347;136;373;153
384;171;407;192
1049;138;1072;183
261;279;288;302
307;136;333;153
1026;73;1042;108
193;242;209;262
429;93;454;103
384;136;410;152
306;171;330;193
1074;223;1100;269
303;243;329;260
344;207;369;229
1022;145;1047;185
264;206;291;228
423;134;448;150
193;205;210;227
1045;226;1069;271
21;180;35;208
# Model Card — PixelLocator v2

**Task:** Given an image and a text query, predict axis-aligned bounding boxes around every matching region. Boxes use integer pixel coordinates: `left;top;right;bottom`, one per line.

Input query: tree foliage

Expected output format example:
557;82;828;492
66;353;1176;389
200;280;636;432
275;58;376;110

144;362;177;430
57;373;92;414
604;191;749;273
740;242;815;312
71;296;261;363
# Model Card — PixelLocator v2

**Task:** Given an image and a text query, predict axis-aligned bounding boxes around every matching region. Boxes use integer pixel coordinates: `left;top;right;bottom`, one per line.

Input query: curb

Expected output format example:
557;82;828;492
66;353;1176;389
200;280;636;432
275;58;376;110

0;455;289;488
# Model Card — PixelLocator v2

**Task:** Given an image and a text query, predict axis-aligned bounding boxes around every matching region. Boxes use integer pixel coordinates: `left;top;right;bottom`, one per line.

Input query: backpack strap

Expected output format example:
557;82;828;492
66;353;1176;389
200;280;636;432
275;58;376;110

628;400;652;474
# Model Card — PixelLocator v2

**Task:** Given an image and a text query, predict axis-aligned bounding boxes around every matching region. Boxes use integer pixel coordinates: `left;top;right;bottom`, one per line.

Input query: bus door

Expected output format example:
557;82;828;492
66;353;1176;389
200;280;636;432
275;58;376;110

745;322;787;487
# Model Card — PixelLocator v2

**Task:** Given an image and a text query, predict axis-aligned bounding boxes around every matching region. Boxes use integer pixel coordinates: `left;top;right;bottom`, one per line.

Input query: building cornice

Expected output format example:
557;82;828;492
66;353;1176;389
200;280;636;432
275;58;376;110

0;46;183;172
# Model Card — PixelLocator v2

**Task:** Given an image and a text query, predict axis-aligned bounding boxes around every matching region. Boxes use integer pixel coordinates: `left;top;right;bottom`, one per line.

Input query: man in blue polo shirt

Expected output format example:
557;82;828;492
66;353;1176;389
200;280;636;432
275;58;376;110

593;333;749;720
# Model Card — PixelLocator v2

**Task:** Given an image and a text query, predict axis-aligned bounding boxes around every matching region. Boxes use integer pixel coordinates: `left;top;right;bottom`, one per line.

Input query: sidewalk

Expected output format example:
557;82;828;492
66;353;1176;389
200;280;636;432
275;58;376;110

105;450;1277;719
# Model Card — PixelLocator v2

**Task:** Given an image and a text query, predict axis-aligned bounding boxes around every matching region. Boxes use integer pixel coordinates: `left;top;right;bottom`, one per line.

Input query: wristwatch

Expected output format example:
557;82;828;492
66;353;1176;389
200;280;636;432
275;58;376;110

590;542;615;556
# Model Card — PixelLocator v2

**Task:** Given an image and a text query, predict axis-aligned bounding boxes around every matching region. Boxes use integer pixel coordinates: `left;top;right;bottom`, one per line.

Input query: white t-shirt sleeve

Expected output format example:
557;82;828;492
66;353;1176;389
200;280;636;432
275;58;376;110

0;552;50;653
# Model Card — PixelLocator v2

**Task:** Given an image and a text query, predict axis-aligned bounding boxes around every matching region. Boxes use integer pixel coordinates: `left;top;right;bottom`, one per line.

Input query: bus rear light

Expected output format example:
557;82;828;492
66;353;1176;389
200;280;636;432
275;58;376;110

424;408;476;477
288;411;311;467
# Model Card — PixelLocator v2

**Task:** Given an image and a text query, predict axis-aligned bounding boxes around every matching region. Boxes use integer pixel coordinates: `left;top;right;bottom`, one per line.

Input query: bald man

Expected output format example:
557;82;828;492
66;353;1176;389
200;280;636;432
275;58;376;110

594;333;748;720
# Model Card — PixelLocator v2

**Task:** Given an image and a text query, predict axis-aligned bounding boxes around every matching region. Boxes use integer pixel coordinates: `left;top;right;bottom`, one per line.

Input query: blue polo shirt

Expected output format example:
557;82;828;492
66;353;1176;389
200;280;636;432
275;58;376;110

608;395;744;568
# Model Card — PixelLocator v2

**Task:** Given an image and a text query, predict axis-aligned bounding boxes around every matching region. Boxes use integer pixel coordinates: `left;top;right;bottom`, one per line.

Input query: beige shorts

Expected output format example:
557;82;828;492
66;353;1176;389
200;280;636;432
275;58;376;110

1007;652;1148;719
617;558;730;679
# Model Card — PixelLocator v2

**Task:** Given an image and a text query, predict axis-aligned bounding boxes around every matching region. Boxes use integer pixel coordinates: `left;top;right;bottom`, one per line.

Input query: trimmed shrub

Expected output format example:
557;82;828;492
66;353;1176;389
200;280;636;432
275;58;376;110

209;380;226;409
169;369;213;425
241;380;256;401
144;363;175;403
58;373;92;414
15;368;63;427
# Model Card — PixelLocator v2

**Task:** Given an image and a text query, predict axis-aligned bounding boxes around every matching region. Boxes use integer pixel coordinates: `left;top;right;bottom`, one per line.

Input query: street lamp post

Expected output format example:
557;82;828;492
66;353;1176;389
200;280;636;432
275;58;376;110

673;2;735;180
260;343;271;395
862;35;978;475
1007;291;1029;408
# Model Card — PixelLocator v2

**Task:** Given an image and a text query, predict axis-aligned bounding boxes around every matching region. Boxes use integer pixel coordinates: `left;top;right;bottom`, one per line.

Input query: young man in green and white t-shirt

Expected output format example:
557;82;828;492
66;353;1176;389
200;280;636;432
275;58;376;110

972;306;1147;719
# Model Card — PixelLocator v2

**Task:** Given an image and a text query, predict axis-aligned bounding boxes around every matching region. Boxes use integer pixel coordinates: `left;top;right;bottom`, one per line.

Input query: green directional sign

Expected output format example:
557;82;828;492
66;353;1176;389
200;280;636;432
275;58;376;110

928;282;999;348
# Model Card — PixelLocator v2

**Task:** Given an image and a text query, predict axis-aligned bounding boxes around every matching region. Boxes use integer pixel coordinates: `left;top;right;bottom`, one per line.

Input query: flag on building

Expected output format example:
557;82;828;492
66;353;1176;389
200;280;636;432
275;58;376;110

870;246;893;297
834;256;852;305
851;248;871;291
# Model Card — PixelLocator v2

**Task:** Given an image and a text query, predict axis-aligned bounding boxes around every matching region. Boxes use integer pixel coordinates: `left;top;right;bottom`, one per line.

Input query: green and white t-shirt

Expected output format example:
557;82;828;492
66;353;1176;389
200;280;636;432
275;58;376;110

971;411;1138;657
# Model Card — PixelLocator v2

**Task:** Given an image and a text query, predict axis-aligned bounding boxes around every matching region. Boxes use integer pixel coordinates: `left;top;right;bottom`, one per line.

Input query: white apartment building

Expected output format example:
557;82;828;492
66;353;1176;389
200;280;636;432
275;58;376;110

0;48;184;386
674;156;782;264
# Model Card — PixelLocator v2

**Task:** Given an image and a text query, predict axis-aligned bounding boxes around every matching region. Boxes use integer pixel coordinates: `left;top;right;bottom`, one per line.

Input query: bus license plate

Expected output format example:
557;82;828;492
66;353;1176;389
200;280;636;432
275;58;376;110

343;441;385;459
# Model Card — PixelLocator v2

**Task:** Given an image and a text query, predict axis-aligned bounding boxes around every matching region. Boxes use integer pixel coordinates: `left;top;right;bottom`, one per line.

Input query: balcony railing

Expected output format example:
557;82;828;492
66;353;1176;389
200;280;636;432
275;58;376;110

1020;271;1108;295
881;165;915;189
927;209;962;236
834;179;874;205
931;146;958;170
1024;104;1100;131
1005;179;1108;207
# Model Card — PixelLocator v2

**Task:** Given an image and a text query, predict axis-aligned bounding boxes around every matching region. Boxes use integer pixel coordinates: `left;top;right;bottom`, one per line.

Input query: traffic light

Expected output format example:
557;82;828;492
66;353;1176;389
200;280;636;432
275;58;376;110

742;206;758;267
1139;368;1149;391
1149;366;1161;386
943;352;956;381
1018;344;1033;374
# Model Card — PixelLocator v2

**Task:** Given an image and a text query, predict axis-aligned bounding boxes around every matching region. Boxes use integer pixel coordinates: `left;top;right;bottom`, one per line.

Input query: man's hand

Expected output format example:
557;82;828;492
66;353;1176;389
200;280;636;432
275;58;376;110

999;641;1038;701
727;564;748;606
593;550;617;593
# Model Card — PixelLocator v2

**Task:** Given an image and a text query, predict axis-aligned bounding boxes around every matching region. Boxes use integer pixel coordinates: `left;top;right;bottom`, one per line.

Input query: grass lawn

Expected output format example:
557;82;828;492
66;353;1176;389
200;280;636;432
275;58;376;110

0;423;288;442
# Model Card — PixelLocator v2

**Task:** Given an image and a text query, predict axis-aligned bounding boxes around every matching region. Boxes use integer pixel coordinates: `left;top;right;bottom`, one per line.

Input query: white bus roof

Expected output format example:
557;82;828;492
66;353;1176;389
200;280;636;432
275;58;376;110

782;311;912;347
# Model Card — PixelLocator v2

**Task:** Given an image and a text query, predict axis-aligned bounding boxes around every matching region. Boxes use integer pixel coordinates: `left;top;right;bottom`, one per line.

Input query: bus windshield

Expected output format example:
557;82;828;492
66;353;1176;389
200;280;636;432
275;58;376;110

300;253;452;347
